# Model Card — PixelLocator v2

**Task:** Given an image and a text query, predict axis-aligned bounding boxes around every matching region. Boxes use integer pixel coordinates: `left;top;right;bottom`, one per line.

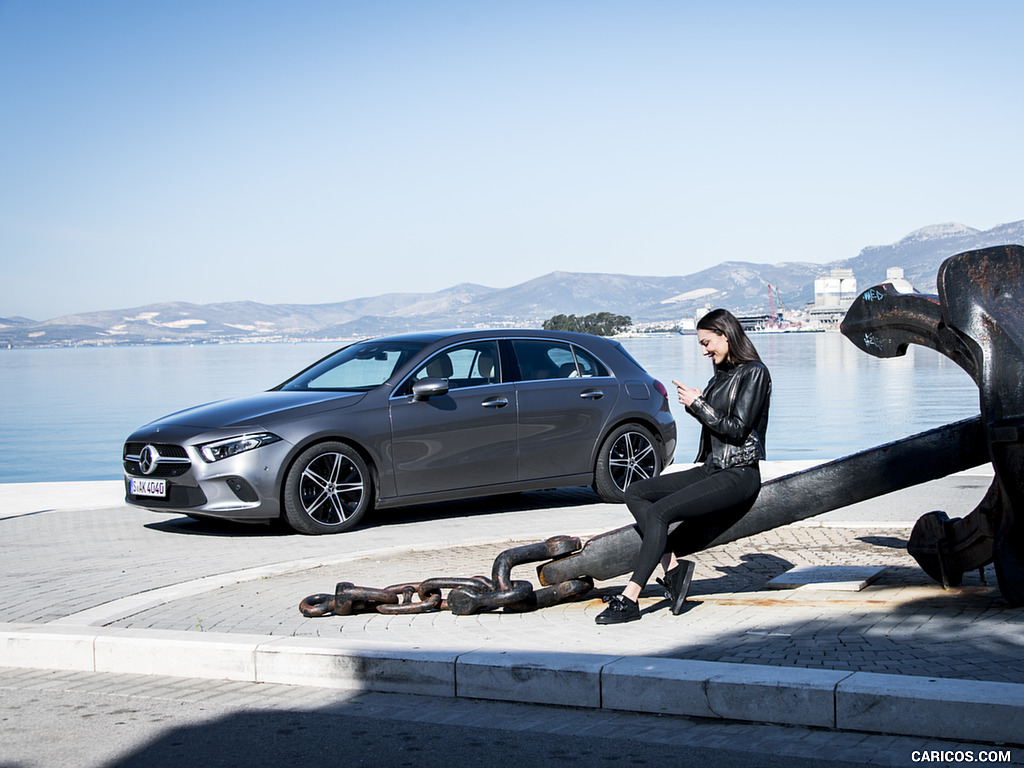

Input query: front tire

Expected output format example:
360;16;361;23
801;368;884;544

593;424;661;502
283;442;373;534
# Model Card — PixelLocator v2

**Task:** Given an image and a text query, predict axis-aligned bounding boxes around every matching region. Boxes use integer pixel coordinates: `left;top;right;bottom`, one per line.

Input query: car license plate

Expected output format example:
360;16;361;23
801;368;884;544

130;478;167;498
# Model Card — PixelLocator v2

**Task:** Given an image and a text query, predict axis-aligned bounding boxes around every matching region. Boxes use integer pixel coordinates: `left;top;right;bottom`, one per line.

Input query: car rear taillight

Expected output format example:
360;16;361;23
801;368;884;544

653;380;669;399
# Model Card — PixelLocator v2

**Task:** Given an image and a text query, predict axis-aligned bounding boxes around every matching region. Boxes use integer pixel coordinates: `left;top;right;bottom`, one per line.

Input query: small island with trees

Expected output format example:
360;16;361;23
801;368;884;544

542;312;632;336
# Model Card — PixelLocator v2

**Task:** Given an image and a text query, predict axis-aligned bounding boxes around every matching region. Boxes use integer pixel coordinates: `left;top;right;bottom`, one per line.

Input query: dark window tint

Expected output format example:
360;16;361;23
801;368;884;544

572;346;610;377
512;339;581;381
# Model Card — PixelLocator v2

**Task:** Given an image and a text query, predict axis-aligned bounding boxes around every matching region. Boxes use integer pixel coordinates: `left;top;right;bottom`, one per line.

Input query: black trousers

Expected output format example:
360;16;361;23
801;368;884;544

625;462;761;588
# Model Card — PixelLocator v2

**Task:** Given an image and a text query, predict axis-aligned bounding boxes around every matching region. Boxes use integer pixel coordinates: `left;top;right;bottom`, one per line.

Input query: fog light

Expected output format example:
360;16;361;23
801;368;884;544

225;476;259;503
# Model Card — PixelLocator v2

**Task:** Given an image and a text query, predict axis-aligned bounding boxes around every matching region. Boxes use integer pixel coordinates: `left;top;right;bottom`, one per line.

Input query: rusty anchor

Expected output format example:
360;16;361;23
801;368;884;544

841;244;1024;606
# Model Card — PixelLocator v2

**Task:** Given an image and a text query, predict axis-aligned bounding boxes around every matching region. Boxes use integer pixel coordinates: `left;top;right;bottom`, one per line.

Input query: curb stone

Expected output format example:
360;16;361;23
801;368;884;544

2;622;1021;746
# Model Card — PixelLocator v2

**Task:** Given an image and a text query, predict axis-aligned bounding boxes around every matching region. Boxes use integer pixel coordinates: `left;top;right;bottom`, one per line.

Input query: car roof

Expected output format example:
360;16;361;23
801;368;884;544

364;329;619;346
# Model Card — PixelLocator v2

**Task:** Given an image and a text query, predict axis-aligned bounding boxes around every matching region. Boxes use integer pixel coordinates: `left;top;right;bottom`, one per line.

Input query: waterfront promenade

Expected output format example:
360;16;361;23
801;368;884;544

2;463;1022;757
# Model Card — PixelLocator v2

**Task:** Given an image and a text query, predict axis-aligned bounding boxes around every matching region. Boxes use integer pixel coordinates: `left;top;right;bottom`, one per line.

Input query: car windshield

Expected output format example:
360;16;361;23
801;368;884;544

279;341;427;392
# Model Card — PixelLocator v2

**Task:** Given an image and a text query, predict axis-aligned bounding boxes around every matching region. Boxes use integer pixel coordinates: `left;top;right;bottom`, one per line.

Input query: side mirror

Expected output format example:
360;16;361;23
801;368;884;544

411;378;449;401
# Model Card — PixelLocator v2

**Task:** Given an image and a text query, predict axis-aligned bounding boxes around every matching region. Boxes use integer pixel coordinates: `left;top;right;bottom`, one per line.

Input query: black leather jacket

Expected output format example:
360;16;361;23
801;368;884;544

686;360;771;469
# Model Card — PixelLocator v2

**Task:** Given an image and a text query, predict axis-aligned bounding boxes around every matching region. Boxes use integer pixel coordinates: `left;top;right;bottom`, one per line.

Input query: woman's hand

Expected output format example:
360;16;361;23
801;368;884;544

671;379;702;407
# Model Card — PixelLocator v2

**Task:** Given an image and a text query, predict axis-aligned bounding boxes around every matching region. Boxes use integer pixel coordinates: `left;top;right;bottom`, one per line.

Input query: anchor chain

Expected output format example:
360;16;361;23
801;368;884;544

299;535;594;617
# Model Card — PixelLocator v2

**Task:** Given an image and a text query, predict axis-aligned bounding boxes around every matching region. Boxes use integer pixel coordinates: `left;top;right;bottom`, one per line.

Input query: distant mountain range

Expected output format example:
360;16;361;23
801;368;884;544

3;219;1022;348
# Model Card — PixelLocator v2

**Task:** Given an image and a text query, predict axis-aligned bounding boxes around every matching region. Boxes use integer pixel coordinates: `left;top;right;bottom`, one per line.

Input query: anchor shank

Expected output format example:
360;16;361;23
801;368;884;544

539;417;986;585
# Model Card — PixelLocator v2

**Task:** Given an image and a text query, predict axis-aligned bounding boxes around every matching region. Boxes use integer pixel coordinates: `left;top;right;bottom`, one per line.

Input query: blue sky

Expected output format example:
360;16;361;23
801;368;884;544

2;1;1022;320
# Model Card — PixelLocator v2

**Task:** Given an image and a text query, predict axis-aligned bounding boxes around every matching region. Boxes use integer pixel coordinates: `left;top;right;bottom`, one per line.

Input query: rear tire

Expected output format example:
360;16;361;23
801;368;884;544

283;442;373;534
593;424;661;502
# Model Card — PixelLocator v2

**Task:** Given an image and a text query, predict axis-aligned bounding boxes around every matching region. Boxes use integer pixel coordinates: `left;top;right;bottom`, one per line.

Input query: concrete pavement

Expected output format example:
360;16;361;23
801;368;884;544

2;463;1022;748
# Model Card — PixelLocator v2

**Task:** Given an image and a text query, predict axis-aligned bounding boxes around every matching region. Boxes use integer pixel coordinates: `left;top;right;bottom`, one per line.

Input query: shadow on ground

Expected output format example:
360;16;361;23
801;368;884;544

144;487;605;538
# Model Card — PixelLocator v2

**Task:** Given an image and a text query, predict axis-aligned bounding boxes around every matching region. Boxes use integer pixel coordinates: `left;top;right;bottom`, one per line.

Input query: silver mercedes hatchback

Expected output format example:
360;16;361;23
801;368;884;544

123;329;676;534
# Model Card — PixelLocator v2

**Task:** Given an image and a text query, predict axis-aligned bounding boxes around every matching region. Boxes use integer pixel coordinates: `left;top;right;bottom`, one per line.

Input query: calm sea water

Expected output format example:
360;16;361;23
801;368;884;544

0;333;980;483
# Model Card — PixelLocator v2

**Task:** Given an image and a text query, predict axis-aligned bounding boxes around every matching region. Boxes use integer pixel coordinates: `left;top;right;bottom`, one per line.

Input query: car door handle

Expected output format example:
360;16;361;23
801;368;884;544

482;397;509;408
580;389;604;400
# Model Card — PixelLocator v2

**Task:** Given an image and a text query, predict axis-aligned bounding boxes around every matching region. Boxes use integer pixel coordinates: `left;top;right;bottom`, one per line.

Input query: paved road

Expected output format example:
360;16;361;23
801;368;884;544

4;667;1018;768
3;471;1017;685
2;465;1022;760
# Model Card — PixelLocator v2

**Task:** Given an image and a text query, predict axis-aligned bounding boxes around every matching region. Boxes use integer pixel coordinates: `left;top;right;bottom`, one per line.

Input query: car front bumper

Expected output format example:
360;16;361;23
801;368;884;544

123;437;292;522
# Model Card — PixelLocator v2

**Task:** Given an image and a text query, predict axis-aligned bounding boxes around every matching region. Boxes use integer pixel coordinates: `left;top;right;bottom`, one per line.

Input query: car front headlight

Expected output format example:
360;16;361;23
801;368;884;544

197;433;282;463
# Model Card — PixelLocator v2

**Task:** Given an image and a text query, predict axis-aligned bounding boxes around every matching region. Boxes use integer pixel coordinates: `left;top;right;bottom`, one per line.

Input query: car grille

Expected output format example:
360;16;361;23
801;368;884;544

123;442;192;477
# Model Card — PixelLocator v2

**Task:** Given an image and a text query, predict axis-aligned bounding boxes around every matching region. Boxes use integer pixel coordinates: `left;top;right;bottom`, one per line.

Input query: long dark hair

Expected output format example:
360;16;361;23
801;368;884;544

697;308;762;368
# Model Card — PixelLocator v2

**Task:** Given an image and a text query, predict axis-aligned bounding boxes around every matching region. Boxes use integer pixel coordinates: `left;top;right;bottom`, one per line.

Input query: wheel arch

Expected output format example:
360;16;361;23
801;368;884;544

277;435;383;515
592;414;668;471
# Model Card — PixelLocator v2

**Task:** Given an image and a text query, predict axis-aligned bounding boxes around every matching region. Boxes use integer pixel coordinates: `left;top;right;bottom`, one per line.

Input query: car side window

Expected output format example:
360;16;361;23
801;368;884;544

572;345;610;377
409;341;500;392
512;340;581;380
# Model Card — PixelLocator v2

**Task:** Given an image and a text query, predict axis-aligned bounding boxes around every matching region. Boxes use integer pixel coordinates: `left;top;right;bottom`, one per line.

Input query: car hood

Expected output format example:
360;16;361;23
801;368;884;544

145;390;366;430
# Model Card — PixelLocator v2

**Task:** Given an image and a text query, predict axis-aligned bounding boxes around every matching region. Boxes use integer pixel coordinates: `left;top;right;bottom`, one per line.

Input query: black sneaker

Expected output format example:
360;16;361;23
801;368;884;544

656;560;695;616
595;594;641;624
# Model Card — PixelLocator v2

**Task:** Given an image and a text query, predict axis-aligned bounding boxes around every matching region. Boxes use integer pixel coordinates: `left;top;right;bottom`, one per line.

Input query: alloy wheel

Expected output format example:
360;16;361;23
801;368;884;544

298;451;364;526
607;431;658;491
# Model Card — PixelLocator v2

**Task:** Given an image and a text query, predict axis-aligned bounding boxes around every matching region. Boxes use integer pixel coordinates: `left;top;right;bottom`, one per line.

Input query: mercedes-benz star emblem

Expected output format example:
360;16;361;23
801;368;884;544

139;445;160;475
